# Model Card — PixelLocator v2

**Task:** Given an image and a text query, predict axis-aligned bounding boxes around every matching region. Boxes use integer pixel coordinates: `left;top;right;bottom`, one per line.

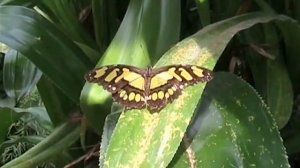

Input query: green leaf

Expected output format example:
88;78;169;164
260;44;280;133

170;72;289;167
81;0;181;130
275;18;300;92
76;42;102;65
0;0;39;6
103;13;290;168
41;0;98;50
0;6;91;101
92;0;118;52
37;75;75;126
3;49;42;102
194;0;211;26
241;23;293;129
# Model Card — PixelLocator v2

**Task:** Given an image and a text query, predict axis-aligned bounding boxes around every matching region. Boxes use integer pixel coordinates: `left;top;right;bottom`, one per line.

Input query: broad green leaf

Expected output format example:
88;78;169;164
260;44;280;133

254;0;299;74
41;0;98;50
275;18;300;92
170;72;289;168
195;0;211;26
3;49;42;102
92;0;119;53
103;13;290;168
37;75;75;126
0;6;91;101
1;122;80;168
76;42;102;64
241;24;293;129
99;111;121;167
81;0;181;130
0;0;39;6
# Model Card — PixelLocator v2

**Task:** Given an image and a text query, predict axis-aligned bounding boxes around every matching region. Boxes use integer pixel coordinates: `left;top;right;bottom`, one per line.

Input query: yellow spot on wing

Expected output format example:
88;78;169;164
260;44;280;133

117;68;144;90
165;92;170;98
150;70;176;89
158;91;164;99
94;67;108;78
123;94;128;100
123;68;142;81
168;68;182;81
152;92;158;101
114;68;129;82
128;92;135;101
119;90;126;97
135;94;141;102
179;68;193;80
168;88;174;95
105;68;119;82
191;66;204;77
129;77;145;91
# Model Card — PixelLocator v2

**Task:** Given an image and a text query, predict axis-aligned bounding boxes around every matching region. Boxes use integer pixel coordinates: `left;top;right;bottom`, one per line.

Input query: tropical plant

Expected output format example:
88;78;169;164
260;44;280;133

0;0;299;168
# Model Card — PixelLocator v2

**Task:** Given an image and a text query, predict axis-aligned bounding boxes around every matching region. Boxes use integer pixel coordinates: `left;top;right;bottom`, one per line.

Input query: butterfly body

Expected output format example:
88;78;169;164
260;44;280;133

85;64;213;112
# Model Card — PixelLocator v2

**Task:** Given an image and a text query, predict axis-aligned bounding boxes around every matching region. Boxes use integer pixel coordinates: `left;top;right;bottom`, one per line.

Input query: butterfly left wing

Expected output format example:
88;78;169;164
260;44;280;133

146;65;213;111
85;65;147;110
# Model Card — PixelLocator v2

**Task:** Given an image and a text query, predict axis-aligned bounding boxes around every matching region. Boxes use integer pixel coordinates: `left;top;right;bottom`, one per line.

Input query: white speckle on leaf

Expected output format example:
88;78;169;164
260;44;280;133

257;127;261;132
249;163;256;167
248;116;255;121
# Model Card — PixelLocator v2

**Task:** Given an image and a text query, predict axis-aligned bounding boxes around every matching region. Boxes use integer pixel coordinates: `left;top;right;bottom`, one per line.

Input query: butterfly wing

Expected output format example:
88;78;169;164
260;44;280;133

85;65;147;110
146;65;213;111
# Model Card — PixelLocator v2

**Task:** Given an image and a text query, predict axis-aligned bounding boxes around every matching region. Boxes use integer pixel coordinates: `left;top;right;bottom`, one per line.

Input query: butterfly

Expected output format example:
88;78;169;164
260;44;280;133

85;64;213;112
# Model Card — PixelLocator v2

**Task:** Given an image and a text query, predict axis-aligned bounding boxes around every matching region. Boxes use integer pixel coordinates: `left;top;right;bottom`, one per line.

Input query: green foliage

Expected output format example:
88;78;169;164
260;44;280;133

102;12;290;168
171;72;289;167
0;0;299;167
3;49;42;103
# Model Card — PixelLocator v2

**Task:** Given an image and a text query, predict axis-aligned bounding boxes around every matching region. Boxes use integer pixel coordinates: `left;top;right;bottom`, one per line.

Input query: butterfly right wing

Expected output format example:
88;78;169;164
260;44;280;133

85;65;147;110
146;65;213;111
